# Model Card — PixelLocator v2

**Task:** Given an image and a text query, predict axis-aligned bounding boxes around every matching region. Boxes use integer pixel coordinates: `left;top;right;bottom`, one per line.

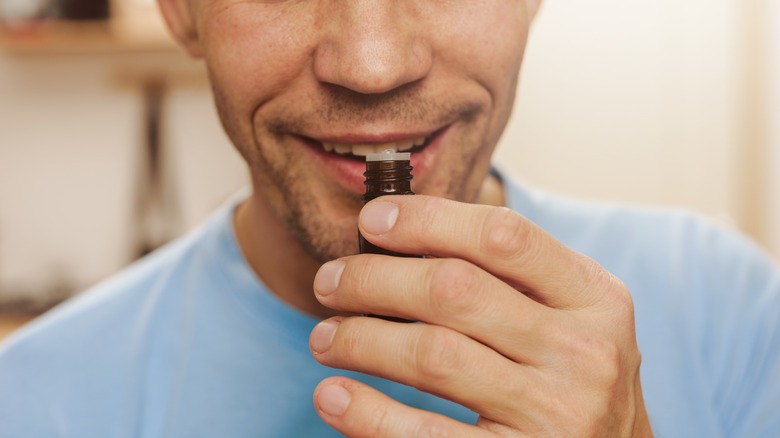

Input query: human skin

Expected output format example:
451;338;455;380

159;0;653;435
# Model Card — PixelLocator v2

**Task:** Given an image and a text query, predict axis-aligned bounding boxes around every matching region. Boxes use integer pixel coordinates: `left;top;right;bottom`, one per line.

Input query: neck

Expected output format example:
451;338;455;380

233;172;505;320
475;170;506;207
233;193;338;319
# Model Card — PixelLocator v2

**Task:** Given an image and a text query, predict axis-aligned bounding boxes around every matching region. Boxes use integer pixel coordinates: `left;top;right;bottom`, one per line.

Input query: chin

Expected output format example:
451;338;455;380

281;202;361;262
301;230;360;263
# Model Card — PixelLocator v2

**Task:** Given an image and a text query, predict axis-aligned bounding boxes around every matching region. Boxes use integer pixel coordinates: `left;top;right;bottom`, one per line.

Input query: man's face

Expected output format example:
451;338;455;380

185;1;533;261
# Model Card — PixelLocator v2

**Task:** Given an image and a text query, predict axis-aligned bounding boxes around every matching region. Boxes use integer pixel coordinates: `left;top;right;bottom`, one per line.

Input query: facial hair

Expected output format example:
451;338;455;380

212;81;489;263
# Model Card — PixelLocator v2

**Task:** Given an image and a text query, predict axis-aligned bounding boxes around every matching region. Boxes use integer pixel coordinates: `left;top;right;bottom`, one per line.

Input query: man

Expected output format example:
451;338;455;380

1;1;778;436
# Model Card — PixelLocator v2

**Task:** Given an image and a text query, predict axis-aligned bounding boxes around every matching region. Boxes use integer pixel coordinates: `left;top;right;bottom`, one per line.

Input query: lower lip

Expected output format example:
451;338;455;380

300;128;449;195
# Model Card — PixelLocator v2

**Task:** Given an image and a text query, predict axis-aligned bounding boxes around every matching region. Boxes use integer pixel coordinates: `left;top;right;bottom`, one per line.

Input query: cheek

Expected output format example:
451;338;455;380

200;6;315;113
458;6;528;139
439;3;529;85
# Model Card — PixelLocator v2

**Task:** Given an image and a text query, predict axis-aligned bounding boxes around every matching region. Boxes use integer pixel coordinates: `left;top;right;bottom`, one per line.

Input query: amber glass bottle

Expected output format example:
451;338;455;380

358;151;415;257
358;150;417;323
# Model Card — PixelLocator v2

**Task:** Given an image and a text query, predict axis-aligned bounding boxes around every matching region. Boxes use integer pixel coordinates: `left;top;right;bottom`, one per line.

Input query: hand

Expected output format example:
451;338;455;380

309;195;653;437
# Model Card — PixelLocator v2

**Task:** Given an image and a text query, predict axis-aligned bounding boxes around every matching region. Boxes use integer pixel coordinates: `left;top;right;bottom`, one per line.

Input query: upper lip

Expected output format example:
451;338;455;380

305;129;440;145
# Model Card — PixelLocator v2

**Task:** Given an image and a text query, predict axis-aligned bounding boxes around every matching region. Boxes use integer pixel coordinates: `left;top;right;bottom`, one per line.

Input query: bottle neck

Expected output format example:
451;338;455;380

362;159;414;203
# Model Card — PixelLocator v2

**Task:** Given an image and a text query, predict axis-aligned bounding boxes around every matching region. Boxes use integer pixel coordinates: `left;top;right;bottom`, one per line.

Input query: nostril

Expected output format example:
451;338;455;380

313;37;432;95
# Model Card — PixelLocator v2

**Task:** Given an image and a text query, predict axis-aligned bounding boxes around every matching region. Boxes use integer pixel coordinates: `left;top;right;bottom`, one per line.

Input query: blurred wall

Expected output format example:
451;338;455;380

495;0;779;257
0;53;247;307
767;0;780;258
0;0;778;308
497;0;741;220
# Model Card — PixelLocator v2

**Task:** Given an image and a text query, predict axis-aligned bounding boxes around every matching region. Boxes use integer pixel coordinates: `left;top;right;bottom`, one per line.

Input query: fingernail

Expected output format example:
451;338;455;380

361;201;398;235
311;320;339;353
318;384;351;417
314;260;346;296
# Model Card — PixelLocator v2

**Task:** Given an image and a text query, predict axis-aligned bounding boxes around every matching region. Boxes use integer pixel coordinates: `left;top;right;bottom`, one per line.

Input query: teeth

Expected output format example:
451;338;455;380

334;144;352;154
397;140;415;152
351;144;376;156
321;135;428;156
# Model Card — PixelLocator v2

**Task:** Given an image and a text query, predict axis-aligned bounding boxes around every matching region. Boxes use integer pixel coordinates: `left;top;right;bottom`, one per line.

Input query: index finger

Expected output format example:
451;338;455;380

358;195;618;309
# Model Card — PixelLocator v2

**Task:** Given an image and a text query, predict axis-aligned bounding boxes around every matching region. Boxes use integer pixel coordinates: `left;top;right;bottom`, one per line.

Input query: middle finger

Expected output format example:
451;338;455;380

314;254;557;365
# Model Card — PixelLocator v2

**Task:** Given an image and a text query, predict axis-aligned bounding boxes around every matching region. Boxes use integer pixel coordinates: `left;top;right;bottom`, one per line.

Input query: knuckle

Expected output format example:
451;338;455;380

480;207;536;261
590;340;623;388
366;404;390;438
580;259;616;292
343;257;372;297
415;326;463;384
577;416;605;438
546;329;639;437
554;406;599;438
416;197;446;240
558;330;622;387
427;259;480;317
581;259;633;311
350;256;390;303
336;320;366;362
610;280;635;318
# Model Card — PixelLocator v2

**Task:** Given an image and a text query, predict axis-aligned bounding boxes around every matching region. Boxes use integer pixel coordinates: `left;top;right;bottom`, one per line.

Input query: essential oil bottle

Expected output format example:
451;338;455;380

358;149;415;257
358;149;417;323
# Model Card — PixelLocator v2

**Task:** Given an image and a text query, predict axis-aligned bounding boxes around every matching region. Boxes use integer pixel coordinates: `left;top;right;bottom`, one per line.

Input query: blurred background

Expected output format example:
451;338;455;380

1;0;779;335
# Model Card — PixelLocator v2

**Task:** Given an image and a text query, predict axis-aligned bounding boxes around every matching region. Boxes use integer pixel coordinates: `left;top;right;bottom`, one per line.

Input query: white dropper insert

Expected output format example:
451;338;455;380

366;147;411;162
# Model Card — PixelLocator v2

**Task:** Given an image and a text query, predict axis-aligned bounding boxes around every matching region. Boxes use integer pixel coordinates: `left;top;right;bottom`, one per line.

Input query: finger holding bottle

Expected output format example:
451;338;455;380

356;195;623;312
311;195;652;436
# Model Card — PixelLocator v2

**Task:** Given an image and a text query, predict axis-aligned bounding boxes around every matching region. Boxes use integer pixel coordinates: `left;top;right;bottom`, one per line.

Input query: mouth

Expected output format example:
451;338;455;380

309;130;440;161
296;127;448;193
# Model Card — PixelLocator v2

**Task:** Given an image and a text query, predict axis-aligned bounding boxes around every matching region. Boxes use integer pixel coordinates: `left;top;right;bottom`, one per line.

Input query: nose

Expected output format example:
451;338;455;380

313;2;433;94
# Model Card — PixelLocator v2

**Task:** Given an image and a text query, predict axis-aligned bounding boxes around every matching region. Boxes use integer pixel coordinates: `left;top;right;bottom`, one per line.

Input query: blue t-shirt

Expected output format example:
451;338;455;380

1;174;779;437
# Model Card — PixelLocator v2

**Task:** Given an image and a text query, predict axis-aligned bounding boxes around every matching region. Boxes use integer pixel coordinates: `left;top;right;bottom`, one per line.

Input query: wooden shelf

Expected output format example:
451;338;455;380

0;19;208;89
0;19;177;55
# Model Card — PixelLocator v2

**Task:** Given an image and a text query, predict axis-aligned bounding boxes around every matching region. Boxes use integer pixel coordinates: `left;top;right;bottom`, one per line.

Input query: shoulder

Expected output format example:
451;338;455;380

502;174;777;289
502;173;780;354
2;217;208;350
0;206;234;434
504;176;780;435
